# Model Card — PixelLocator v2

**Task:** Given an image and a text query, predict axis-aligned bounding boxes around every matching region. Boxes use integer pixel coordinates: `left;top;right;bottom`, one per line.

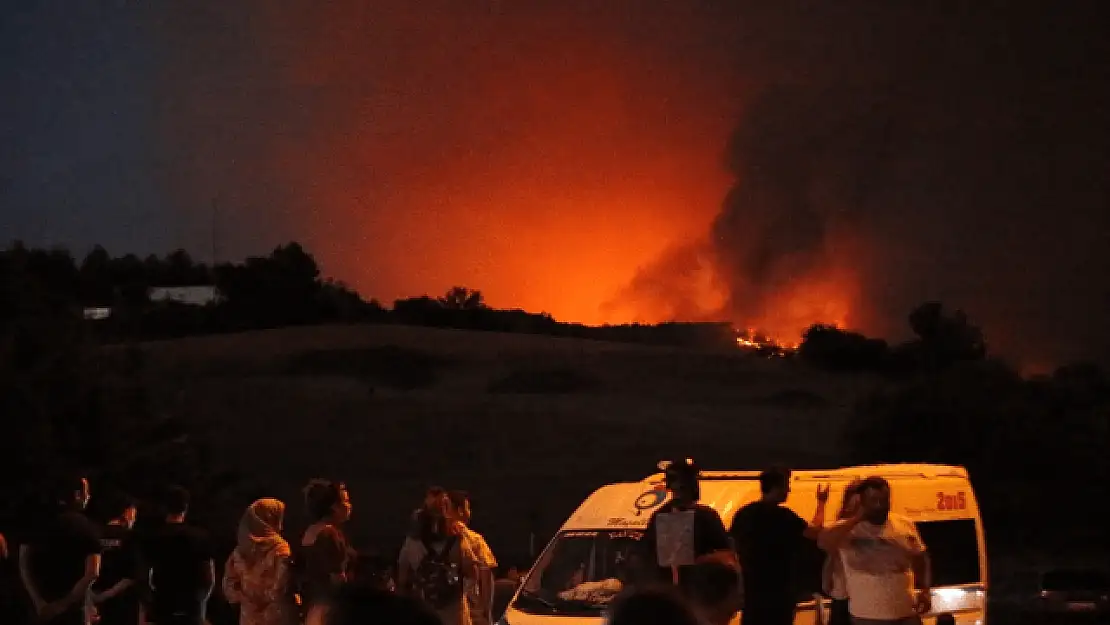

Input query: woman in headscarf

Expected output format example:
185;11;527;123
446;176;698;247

222;498;298;625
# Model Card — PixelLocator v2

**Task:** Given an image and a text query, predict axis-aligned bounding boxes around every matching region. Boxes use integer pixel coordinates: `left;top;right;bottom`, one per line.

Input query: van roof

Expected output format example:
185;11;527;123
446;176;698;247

561;463;972;531
643;462;968;484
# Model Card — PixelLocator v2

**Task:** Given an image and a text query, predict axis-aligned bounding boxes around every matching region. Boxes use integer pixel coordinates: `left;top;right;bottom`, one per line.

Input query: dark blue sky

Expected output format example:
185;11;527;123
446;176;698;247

3;1;1108;368
1;3;171;252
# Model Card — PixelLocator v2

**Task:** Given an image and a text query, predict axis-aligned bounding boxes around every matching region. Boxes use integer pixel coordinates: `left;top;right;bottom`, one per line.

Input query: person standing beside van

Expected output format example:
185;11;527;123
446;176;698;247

817;477;931;625
819;481;861;625
638;458;734;590
729;467;828;625
397;491;480;625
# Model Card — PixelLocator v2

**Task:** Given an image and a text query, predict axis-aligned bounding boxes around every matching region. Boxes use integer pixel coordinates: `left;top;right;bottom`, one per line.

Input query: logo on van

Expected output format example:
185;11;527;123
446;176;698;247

634;488;669;512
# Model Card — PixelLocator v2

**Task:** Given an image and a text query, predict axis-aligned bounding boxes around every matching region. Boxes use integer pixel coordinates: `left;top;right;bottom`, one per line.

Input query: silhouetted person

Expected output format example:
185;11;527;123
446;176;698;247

605;585;700;625
820;481;861;625
144;486;214;625
300;479;356;622
449;491;497;625
18;475;102;625
324;582;441;625
730;467;828;625
408;487;447;540
686;560;743;625
92;494;141;625
639;458;734;589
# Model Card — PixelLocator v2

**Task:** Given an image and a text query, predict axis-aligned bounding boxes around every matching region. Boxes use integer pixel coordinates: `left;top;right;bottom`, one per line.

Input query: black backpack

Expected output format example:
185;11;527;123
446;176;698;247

414;535;463;610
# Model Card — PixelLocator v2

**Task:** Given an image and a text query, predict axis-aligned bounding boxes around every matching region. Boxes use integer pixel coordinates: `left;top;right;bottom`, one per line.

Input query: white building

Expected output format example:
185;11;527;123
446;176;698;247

148;285;223;306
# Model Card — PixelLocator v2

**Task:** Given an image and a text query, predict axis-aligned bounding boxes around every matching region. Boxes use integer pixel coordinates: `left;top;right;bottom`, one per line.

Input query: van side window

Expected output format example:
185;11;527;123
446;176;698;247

914;519;981;587
787;518;981;605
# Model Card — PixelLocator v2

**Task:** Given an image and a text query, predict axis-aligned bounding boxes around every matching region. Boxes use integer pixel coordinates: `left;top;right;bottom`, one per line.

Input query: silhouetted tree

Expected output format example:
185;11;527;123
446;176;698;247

799;324;889;371
79;245;114;305
439;286;485;310
903;301;986;369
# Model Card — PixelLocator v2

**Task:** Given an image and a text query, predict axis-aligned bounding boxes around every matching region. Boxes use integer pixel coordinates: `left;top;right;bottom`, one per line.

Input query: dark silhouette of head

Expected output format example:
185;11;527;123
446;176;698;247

325;582;441;625
606;585;699;625
685;561;742;625
424;486;446;515
856;476;891;525
164;486;190;519
54;475;90;511
663;458;701;506
304;479;351;524
759;466;792;504
447;490;471;525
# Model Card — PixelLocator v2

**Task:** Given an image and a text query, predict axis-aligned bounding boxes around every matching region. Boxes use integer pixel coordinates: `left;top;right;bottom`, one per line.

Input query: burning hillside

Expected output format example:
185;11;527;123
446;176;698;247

735;328;799;357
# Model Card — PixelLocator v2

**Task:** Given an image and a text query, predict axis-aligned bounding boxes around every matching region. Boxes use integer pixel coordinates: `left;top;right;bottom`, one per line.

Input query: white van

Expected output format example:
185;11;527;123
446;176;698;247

500;464;987;625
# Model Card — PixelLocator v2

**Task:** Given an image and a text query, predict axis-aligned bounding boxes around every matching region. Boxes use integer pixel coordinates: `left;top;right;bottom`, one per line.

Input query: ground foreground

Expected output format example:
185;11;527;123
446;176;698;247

132;323;883;560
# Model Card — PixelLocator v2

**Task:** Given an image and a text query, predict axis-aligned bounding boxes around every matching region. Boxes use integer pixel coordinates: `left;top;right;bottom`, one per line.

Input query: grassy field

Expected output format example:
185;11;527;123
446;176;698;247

134;323;882;561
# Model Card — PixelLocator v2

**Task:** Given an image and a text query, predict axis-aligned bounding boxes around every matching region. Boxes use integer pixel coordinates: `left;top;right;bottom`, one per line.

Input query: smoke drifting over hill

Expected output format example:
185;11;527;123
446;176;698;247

5;1;1107;368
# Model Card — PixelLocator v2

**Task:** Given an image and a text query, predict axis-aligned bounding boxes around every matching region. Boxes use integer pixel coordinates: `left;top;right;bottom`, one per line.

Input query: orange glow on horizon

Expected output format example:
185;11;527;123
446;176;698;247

216;2;868;348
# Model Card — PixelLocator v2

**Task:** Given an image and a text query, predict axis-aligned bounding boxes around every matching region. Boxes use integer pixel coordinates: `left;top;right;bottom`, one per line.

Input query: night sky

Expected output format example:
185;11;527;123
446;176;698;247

2;1;1107;370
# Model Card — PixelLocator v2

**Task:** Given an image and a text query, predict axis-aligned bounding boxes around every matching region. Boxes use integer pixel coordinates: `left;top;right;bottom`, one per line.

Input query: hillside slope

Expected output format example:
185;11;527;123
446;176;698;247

134;324;879;559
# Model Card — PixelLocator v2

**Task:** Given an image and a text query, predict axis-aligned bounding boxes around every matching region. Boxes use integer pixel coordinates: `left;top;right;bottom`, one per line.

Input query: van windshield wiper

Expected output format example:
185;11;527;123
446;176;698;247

515;590;608;615
515;590;561;613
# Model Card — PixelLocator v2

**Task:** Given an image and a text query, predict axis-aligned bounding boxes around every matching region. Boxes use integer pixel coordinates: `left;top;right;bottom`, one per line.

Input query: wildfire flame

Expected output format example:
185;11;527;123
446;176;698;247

734;328;799;357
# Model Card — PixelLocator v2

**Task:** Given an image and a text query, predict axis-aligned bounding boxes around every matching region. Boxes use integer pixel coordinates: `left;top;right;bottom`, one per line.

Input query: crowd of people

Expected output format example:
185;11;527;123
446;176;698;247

1;459;933;625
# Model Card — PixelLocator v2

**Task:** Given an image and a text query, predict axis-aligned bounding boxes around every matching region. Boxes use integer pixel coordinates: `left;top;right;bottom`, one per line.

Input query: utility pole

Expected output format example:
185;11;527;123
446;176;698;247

210;196;219;267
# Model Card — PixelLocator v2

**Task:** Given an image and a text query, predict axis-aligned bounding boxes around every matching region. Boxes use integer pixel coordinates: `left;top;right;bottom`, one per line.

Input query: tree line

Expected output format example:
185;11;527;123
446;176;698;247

2;241;740;349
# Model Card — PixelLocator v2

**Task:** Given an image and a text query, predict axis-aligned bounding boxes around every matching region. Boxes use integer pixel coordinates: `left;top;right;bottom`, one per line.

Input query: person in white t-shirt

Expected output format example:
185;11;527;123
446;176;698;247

817;477;931;625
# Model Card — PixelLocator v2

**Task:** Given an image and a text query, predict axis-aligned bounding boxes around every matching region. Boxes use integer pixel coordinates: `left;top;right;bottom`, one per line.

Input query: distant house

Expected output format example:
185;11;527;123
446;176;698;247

148;285;224;306
82;307;112;321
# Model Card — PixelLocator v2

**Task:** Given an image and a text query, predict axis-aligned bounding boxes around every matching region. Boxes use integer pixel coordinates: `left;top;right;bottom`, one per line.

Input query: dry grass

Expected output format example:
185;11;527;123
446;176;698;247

133;324;881;559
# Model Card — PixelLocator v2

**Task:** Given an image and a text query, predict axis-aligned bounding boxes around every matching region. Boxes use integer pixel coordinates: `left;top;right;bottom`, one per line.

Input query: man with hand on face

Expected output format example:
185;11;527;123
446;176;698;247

818;477;931;625
638;458;735;591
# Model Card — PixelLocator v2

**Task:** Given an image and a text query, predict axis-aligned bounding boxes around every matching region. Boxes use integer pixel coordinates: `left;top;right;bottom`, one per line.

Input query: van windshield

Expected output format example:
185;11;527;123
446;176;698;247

512;529;643;617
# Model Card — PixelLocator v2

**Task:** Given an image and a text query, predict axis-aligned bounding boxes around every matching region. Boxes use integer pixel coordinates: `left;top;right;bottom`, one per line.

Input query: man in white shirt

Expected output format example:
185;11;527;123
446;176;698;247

817;477;931;625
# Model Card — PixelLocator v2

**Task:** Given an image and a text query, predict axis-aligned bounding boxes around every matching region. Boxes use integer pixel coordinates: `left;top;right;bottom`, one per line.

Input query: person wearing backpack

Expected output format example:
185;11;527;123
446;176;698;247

397;491;479;625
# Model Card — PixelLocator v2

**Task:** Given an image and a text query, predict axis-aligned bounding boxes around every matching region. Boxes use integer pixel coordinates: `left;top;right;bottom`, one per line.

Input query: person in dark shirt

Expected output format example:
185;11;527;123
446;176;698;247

92;494;141;625
144;486;214;625
639;458;734;590
729;467;828;625
18;475;103;625
300;479;356;622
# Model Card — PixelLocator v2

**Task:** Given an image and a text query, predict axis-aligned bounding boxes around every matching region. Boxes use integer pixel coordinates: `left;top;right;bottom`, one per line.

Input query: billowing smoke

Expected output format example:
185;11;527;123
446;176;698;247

610;3;1110;366
608;84;896;340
